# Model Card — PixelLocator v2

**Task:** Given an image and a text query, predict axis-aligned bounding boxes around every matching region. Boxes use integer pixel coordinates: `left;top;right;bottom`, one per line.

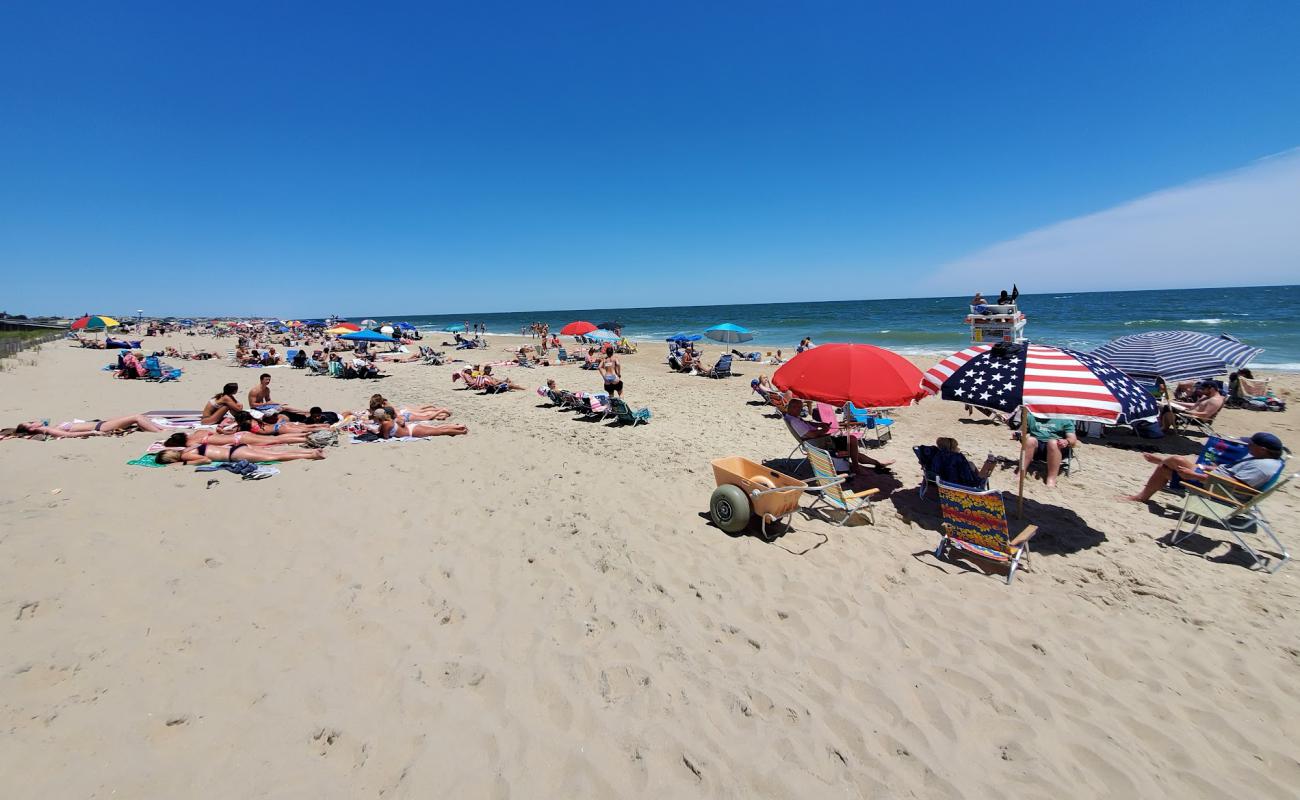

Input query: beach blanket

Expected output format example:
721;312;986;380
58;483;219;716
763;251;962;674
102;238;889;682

195;461;280;480
127;454;168;468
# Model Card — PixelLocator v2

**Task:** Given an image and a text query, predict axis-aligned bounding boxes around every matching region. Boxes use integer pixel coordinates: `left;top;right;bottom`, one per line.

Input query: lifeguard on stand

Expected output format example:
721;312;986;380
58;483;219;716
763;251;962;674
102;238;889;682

967;285;1026;345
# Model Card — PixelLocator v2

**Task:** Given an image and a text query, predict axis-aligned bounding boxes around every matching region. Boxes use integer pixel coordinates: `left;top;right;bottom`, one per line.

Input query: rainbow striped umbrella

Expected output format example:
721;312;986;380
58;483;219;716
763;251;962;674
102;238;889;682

71;315;120;331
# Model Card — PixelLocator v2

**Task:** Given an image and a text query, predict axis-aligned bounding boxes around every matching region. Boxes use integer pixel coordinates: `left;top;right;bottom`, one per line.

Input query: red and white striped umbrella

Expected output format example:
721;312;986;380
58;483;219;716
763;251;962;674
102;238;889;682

921;342;1159;424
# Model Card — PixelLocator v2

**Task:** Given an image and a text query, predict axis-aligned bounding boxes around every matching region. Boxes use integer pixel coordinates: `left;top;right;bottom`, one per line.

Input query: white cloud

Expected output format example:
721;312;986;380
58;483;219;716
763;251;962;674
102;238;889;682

923;148;1300;293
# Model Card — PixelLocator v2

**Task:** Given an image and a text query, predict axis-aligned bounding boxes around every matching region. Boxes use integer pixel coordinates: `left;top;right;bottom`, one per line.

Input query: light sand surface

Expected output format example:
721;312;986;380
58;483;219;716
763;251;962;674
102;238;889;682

2;333;1299;799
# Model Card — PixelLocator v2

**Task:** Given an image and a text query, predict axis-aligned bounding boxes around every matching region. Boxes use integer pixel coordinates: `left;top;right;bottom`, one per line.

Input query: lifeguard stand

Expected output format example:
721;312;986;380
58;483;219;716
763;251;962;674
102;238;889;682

967;300;1026;344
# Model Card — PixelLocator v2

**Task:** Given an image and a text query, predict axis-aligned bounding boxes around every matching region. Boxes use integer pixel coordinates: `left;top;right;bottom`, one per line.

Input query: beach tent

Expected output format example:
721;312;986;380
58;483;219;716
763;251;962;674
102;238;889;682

774;343;926;409
1091;331;1262;382
561;321;597;336
341;330;396;343
704;323;753;344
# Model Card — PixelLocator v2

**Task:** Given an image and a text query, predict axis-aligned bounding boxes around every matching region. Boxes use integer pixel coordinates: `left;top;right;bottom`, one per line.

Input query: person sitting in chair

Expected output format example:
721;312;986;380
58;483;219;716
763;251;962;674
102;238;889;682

1161;380;1223;430
1123;432;1285;502
918;437;997;489
783;398;895;476
1019;414;1077;488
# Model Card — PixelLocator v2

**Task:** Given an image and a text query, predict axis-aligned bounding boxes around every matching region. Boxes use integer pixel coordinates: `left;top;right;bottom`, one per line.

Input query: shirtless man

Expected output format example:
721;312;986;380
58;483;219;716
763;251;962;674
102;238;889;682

1160;380;1223;431
248;373;308;416
599;347;623;397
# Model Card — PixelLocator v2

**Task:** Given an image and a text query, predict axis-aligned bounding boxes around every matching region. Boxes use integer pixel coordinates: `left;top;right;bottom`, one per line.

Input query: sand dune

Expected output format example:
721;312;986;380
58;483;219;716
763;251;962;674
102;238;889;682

2;334;1298;798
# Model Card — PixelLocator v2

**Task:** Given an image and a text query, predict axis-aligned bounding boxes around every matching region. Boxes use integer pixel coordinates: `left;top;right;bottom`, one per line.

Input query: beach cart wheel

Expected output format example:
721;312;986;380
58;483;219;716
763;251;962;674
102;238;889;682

710;485;751;533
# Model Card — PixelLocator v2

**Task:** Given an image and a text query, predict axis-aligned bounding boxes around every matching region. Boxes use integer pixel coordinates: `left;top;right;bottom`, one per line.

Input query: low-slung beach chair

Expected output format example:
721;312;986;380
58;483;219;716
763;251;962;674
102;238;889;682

845;401;894;443
934;479;1038;584
802;444;877;525
782;417;852;477
703;354;733;378
609;397;652;426
1170;466;1293;573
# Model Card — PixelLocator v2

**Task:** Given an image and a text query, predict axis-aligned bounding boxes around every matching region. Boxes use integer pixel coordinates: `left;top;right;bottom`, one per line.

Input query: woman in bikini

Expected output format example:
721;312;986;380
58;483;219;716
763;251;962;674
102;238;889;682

163;428;312;447
370;409;468;439
1;414;167;440
368;394;452;423
201;383;243;424
154;440;326;465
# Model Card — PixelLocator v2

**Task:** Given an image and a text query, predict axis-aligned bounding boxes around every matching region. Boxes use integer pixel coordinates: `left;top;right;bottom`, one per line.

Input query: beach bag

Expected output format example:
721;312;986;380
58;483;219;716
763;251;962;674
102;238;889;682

305;429;339;448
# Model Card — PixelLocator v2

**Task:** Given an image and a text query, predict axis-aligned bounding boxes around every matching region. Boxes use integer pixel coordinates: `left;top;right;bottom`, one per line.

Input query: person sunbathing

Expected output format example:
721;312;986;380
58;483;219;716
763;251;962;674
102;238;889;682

154;442;325;465
371;409;468;438
249;411;330;434
2;414;167;440
1123;431;1285;502
162;428;312;447
368;394;451;423
202;383;244;424
783;398;895;475
479;366;524;391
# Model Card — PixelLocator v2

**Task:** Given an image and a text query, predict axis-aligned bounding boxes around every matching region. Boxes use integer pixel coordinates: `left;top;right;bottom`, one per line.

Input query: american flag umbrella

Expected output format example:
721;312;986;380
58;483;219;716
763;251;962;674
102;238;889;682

922;342;1159;424
923;342;1160;515
1091;330;1261;382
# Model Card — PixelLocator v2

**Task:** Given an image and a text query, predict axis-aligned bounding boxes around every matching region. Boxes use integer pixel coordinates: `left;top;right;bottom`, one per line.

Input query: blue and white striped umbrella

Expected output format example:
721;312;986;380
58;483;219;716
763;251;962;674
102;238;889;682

587;329;619;342
1091;331;1261;382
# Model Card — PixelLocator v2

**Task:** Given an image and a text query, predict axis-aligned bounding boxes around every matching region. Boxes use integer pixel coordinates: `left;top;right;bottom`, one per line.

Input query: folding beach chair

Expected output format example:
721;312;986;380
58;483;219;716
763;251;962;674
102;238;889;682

1170;465;1293;573
934;480;1038;584
609;397;652;426
802;444;877;526
782;417;852;478
703;354;733;378
844;401;894;443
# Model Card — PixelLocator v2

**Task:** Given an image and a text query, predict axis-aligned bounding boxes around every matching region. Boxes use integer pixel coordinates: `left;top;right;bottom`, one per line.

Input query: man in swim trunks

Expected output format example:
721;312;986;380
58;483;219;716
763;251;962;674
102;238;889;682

599;346;623;397
248;373;307;416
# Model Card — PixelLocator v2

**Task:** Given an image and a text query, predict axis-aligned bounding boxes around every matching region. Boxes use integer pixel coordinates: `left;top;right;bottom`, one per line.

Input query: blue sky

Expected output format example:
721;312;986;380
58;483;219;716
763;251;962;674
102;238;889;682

2;2;1298;317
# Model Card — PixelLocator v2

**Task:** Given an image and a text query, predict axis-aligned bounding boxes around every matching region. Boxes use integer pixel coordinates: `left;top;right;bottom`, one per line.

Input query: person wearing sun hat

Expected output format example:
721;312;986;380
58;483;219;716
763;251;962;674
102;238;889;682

1124;431;1287;503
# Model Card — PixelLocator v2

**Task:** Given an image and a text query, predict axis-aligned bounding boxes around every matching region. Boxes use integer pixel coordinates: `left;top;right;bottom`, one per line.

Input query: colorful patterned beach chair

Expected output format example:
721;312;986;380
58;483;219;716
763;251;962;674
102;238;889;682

803;444;877;526
935;479;1038;584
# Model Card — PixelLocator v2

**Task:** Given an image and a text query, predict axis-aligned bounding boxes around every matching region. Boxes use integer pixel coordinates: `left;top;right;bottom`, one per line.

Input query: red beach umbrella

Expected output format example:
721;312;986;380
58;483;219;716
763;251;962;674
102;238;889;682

560;320;597;336
773;343;927;408
334;322;362;331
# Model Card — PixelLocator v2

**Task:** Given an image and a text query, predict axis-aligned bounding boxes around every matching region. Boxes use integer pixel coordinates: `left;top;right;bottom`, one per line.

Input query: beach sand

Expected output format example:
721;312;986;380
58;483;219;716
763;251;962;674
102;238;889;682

2;333;1299;798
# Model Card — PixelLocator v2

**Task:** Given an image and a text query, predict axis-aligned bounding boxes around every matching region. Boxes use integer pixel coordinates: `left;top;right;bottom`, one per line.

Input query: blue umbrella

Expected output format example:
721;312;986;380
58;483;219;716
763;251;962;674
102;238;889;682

587;329;619;342
704;323;753;344
341;329;396;343
443;324;464;332
1092;331;1262;382
395;321;416;330
666;333;702;342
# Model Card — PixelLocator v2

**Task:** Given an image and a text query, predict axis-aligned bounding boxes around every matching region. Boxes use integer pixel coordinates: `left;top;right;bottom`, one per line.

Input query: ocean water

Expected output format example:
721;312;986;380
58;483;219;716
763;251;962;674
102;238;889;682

352;285;1300;370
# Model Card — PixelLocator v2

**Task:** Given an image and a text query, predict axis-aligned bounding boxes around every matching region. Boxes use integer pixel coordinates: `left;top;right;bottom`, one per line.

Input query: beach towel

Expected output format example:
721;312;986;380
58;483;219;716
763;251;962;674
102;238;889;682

195;460;280;480
349;434;428;443
127;453;168;468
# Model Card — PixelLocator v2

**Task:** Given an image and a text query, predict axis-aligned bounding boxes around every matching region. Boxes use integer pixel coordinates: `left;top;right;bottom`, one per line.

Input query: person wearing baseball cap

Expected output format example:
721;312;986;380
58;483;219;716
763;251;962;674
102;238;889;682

1124;431;1286;503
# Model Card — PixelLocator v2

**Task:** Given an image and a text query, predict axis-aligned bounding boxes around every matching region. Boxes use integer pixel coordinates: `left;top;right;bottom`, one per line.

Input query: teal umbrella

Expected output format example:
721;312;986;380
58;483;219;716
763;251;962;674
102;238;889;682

705;323;753;344
341;330;395;343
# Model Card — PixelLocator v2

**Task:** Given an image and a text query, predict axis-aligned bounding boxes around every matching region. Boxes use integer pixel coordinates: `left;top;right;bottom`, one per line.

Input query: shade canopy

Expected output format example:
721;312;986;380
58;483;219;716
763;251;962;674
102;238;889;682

922;342;1159;424
561;321;597;336
341;329;396;343
71;315;120;331
704;323;753;343
773;343;926;408
1091;330;1262;382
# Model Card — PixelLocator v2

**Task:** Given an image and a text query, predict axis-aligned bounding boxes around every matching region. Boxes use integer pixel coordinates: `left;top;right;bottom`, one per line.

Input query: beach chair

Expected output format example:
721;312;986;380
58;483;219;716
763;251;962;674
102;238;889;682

845;401;894;443
913;445;988;499
142;356;182;382
703;354;733;378
782;417;852;477
934;480;1038;584
586;393;613;420
226;349;238;365
1170;467;1293;573
609;397;652;426
802;444;877;526
1171;402;1223;438
286;348;301;366
328;360;345;378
